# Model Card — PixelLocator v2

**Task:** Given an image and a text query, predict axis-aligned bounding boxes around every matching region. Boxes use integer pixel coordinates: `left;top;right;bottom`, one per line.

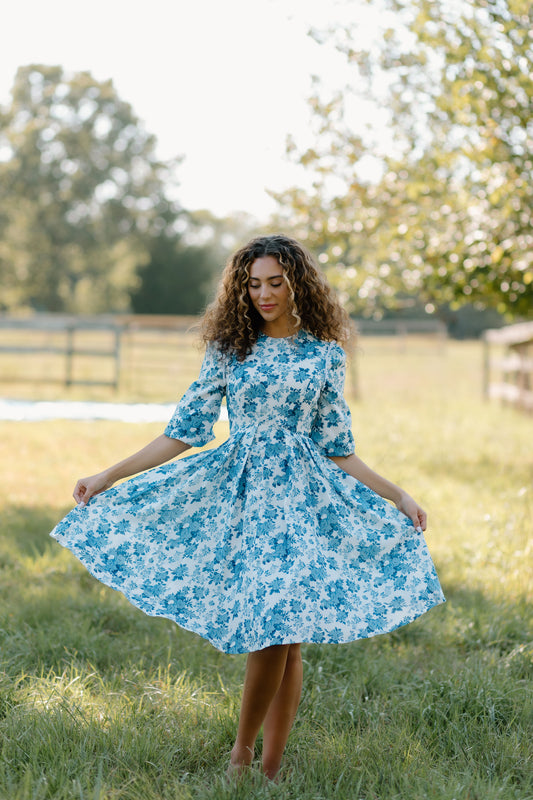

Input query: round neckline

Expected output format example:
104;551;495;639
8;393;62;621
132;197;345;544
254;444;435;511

258;329;302;341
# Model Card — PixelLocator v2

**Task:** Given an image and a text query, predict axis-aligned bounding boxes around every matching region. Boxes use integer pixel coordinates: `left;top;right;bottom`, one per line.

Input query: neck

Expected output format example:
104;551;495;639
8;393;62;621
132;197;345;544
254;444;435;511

262;319;299;338
261;310;299;339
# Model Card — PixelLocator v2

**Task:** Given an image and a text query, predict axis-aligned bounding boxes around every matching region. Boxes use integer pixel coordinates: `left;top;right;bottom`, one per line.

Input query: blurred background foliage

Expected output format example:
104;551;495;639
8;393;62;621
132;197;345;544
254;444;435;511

272;0;533;321
0;65;258;315
0;0;531;325
0;64;177;313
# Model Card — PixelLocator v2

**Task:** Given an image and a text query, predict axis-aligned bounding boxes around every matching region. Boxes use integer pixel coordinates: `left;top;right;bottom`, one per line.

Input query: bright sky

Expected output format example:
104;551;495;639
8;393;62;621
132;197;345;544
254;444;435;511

1;0;381;219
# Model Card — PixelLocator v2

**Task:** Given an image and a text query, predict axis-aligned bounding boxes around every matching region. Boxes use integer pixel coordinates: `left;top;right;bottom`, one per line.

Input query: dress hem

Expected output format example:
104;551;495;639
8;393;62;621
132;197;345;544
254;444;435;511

50;531;445;655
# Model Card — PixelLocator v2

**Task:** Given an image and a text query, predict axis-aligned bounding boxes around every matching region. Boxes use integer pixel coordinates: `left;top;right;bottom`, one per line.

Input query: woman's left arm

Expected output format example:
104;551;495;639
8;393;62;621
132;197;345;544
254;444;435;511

329;453;427;531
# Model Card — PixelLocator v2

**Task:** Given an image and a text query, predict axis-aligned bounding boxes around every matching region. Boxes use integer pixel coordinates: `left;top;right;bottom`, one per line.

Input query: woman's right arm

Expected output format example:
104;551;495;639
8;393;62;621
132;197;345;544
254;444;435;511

73;434;191;506
74;343;227;505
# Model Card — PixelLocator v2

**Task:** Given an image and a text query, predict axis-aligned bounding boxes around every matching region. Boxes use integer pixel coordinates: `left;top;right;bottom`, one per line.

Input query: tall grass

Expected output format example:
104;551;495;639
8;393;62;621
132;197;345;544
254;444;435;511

1;338;531;799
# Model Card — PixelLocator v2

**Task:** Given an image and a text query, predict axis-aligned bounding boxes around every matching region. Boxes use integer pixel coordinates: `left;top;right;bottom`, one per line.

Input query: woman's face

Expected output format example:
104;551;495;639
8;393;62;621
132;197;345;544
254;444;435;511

248;255;290;325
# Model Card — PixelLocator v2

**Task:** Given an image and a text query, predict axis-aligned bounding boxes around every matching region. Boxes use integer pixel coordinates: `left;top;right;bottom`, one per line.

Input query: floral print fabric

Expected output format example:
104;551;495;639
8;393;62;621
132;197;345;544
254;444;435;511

50;330;444;654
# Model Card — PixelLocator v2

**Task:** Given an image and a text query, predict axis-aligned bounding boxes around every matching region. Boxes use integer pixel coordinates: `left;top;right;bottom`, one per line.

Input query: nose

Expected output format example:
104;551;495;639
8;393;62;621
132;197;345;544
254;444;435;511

259;284;272;300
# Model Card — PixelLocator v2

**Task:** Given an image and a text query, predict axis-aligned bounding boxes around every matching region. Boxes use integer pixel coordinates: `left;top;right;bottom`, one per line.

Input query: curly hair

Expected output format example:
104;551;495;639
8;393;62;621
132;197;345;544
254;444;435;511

201;234;351;361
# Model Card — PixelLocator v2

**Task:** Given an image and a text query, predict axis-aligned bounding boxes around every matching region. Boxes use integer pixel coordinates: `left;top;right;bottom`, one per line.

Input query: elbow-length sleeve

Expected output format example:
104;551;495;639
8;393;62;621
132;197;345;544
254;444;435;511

164;343;226;447
310;342;355;457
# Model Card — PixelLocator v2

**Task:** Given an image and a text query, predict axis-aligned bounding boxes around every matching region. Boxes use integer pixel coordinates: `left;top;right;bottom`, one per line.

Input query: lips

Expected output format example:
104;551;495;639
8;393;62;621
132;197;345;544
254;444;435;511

260;304;276;311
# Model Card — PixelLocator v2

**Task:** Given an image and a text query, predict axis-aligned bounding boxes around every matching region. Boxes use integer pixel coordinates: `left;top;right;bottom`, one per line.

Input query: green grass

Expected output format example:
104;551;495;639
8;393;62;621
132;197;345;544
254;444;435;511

1;338;532;799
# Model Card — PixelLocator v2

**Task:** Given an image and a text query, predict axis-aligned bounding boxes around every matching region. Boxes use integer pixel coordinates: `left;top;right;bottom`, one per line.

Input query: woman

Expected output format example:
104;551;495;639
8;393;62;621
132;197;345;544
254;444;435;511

50;234;444;780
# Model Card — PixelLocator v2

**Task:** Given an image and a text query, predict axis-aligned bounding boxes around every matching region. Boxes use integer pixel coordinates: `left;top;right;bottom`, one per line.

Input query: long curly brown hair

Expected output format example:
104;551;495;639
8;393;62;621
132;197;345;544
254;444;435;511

201;234;351;360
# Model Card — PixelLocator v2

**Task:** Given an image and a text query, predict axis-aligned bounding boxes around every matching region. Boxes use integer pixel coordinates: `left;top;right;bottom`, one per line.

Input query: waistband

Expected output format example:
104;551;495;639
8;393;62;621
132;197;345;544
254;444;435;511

230;417;310;437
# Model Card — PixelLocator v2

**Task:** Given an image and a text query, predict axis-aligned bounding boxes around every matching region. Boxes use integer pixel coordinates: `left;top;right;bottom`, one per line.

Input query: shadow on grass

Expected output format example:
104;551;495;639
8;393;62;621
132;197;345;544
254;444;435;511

0;691;241;800
1;503;63;558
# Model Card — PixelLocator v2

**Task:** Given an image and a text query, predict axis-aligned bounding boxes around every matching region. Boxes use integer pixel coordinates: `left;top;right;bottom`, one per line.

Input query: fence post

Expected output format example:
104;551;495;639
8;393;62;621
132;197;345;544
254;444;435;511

65;326;74;387
482;333;490;400
112;326;121;390
397;322;407;353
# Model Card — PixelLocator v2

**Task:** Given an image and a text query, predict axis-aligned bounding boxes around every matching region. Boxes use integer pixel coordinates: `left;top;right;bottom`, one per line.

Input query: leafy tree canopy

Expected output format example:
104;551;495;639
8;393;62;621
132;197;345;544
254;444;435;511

273;0;533;318
0;64;180;312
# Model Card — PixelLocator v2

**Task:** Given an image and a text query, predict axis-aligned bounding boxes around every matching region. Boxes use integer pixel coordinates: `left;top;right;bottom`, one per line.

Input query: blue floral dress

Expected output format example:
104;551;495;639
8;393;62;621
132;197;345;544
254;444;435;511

50;330;444;654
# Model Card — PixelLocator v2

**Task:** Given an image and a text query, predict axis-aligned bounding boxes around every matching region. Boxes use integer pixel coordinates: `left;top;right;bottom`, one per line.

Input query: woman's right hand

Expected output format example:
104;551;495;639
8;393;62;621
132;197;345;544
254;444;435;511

73;472;114;506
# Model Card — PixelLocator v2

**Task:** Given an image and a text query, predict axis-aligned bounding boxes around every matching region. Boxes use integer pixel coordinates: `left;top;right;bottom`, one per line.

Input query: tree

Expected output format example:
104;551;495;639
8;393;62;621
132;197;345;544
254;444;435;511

130;234;219;315
273;0;533;317
0;64;180;312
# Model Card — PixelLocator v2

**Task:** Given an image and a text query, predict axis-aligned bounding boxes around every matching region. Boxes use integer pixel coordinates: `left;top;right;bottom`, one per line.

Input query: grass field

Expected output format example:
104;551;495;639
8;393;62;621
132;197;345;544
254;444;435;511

0;336;531;799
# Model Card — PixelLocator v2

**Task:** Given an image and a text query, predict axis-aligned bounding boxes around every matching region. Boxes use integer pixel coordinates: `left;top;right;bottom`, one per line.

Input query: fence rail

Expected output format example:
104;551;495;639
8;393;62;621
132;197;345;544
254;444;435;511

0;314;203;398
0;315;122;389
0;313;448;401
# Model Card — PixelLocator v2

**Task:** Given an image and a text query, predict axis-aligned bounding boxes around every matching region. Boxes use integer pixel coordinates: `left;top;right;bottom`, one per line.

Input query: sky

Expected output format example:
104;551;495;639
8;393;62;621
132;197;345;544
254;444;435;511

1;0;381;219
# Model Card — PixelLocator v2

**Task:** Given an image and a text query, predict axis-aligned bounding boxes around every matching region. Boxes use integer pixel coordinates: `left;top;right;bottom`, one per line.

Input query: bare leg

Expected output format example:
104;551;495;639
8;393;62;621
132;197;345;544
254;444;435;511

230;644;290;773
261;643;303;780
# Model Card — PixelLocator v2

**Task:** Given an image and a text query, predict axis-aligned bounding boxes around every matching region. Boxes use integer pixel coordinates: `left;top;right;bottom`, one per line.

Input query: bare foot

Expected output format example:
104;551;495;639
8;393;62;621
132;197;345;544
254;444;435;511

263;763;281;782
227;745;254;779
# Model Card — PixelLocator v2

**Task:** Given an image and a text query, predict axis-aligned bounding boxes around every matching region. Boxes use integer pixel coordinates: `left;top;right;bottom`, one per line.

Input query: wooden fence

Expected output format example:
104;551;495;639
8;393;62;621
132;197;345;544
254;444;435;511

482;321;533;413
0;315;122;389
0;314;200;391
0;313;447;400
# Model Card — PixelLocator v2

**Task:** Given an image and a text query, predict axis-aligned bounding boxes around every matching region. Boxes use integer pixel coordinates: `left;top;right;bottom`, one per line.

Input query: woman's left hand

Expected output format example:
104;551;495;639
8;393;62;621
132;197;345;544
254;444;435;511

396;491;427;532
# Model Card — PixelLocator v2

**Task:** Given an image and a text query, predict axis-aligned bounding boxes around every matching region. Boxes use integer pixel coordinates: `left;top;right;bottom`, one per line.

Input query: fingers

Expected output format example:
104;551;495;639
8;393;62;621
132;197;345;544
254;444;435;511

73;480;86;505
414;507;427;533
73;479;93;507
73;472;111;507
73;481;90;506
398;493;427;532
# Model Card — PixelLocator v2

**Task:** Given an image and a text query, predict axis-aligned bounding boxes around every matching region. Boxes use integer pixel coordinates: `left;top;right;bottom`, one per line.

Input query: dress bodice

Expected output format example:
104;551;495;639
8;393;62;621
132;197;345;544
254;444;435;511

164;329;355;457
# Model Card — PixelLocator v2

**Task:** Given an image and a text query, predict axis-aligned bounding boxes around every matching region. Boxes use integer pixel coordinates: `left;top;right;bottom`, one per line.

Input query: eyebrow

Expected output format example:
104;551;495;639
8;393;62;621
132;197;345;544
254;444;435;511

248;274;284;282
